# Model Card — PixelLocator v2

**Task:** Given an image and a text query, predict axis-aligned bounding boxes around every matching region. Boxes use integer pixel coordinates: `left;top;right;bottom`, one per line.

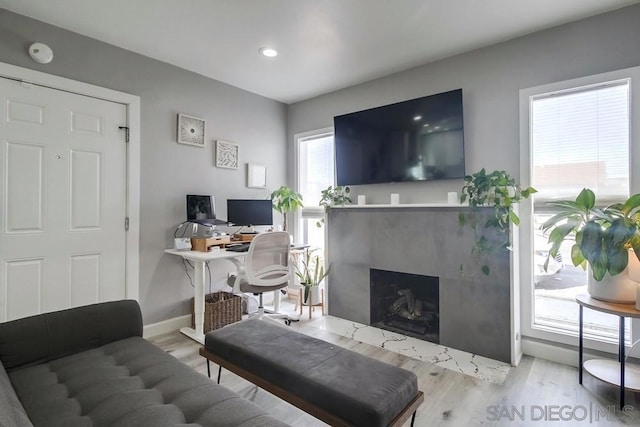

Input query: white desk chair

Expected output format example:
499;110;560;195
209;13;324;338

230;231;295;324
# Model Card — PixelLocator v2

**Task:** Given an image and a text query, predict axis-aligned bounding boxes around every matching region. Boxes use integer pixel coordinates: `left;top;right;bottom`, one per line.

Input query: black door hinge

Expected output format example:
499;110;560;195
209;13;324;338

118;126;130;143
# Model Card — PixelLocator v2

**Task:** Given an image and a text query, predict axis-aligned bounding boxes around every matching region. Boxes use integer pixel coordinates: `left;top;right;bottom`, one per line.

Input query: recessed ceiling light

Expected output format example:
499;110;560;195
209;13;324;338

259;47;278;58
423;123;430;127
413;115;422;121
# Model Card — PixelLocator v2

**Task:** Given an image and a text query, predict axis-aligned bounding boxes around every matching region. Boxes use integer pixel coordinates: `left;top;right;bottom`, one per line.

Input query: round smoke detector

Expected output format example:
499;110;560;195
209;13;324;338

28;43;53;64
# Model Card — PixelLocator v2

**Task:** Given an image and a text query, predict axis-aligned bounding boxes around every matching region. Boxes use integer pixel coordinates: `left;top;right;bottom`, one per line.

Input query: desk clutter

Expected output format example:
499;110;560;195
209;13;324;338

190;235;230;252
190;233;257;252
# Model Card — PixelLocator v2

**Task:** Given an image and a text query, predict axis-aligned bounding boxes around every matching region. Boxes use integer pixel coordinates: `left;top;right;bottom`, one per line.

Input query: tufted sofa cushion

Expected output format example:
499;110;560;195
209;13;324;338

0;359;33;427
8;336;288;427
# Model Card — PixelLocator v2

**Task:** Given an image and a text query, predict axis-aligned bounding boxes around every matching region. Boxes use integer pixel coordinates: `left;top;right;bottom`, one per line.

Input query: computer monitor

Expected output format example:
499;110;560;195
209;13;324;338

186;195;227;225
227;199;273;226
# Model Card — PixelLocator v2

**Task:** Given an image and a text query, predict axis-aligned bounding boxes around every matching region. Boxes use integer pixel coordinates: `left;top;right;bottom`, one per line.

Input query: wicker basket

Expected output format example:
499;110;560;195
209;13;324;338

191;291;242;333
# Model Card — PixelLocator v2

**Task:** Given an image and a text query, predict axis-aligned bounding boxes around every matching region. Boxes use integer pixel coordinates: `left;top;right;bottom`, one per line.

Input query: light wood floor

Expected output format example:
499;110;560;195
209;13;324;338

149;323;640;426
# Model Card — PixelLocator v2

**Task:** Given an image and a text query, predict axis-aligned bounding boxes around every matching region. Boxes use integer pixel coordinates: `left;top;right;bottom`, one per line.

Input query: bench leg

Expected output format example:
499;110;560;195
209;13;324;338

217;365;222;384
411;410;416;427
206;360;210;378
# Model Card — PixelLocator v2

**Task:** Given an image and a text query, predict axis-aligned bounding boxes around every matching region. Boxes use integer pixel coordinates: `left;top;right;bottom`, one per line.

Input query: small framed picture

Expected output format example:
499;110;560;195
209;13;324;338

177;113;205;147
247;163;266;188
216;140;239;169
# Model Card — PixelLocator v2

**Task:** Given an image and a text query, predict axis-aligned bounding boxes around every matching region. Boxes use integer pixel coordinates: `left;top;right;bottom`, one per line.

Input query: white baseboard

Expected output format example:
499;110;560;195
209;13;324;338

143;314;191;338
522;337;581;367
521;337;634;368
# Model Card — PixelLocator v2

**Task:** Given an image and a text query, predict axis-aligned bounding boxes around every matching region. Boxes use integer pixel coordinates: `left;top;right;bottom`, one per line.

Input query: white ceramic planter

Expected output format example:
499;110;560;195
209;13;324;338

587;252;640;304
301;285;322;306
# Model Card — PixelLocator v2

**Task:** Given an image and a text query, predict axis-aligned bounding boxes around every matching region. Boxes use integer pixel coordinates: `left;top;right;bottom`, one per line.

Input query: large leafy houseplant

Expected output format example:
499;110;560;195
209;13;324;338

541;188;640;281
317;185;351;227
459;169;537;275
293;249;331;303
270;185;303;232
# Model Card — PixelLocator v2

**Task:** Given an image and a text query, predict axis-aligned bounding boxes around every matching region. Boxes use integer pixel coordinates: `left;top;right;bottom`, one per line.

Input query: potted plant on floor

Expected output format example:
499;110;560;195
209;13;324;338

541;188;640;303
458;168;537;275
270;185;304;232
293;249;330;305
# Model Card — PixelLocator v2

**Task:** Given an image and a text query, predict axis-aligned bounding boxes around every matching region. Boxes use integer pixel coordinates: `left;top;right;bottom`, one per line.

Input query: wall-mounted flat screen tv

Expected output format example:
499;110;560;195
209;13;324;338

334;89;465;186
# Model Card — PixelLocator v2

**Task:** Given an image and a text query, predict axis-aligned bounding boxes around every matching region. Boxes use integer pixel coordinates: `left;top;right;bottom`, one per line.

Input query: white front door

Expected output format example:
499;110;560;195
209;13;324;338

0;77;128;321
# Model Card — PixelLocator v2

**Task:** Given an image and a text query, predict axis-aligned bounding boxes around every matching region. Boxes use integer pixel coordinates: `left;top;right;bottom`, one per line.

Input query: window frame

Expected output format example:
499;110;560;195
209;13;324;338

293;127;334;245
519;66;640;357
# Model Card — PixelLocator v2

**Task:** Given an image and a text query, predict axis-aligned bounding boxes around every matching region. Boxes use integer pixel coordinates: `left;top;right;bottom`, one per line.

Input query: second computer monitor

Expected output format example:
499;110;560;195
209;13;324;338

227;199;273;226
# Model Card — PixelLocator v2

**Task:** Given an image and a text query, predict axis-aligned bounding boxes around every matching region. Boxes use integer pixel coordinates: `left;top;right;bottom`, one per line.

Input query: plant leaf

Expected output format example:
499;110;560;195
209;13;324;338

571;244;585;267
575;188;595;211
591;260;607;281
508;210;520;226
481;265;490;275
622;193;640;215
579;220;604;265
606;245;628;276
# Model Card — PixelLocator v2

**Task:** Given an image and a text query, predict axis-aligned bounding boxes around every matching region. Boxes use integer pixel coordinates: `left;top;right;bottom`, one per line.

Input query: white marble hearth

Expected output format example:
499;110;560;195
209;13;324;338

302;315;510;385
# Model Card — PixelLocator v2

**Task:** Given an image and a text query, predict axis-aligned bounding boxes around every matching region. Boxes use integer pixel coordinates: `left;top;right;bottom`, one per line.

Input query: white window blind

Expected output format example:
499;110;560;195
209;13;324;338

299;133;334;217
531;80;630;205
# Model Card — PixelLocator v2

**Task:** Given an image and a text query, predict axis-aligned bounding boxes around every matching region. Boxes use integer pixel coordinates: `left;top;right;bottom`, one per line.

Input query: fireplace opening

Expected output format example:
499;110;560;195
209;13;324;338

370;268;439;343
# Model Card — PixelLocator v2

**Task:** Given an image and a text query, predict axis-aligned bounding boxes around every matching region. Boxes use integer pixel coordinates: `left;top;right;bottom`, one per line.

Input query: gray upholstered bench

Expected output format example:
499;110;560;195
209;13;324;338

199;319;423;427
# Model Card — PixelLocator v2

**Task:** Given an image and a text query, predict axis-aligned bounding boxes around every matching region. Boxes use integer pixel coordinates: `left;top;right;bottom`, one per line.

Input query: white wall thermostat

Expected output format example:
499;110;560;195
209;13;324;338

28;42;54;64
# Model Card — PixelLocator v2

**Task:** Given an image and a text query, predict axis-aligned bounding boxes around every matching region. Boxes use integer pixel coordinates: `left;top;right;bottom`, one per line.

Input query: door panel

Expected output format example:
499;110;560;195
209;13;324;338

0;78;127;321
70;111;102;135
70;149;101;230
4;141;44;233
7;99;45;126
70;253;100;307
4;258;43;320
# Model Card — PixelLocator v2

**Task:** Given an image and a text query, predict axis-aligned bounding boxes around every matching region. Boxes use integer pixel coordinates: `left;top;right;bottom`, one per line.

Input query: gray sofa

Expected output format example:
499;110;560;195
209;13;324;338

0;300;289;427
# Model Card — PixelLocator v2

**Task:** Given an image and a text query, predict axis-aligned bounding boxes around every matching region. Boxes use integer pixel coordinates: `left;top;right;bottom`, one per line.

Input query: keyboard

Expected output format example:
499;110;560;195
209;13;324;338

226;243;250;252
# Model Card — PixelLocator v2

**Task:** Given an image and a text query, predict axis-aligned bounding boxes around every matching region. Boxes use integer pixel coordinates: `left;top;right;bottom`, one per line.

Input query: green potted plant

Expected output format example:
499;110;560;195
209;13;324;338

459;168;537;275
270;185;303;232
293;249;331;305
541;188;640;303
317;185;351;227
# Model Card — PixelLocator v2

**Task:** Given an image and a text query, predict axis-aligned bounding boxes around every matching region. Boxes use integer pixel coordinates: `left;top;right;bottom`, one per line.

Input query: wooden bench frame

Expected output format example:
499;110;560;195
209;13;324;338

200;347;424;427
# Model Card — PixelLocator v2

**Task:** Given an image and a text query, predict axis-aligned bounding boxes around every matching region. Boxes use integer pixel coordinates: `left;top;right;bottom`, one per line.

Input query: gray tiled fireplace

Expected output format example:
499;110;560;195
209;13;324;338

326;205;518;364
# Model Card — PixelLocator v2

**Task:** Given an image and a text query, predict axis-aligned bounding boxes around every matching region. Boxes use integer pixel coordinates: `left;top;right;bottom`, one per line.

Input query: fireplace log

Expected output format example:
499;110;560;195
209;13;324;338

397;289;415;313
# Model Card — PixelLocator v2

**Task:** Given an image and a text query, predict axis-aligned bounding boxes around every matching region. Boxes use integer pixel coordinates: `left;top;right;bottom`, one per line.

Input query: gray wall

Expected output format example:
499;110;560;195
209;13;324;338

287;4;640;205
0;9;287;324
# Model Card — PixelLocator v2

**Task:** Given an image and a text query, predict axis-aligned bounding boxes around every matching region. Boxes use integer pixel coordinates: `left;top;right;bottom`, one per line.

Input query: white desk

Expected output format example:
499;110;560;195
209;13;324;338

166;244;306;343
165;249;248;344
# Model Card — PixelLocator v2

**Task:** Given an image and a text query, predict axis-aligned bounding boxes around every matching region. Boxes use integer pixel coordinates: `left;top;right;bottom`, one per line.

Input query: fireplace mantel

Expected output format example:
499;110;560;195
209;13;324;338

333;203;466;209
326;205;521;365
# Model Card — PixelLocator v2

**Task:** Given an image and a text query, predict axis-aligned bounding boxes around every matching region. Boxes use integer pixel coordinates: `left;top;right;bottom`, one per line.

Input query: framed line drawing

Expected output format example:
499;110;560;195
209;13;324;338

216;140;239;169
177;113;205;147
247;163;266;188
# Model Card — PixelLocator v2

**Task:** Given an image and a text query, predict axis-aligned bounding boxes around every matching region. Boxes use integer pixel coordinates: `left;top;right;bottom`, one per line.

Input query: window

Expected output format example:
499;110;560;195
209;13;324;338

531;81;629;203
520;68;640;356
295;129;334;250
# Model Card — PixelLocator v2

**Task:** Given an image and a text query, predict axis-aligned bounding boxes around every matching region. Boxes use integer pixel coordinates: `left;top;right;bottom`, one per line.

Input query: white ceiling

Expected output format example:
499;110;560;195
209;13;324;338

1;0;638;104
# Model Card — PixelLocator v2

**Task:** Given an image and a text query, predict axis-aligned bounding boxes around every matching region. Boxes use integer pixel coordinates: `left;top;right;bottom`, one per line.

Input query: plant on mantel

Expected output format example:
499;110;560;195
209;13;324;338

458;168;537;275
270;185;303;232
316;185;351;227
